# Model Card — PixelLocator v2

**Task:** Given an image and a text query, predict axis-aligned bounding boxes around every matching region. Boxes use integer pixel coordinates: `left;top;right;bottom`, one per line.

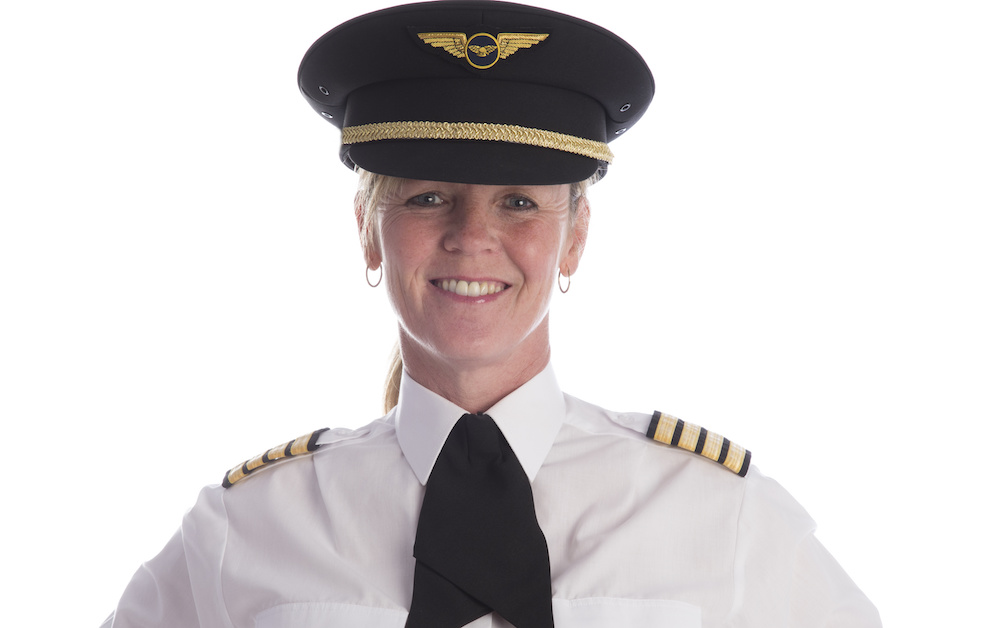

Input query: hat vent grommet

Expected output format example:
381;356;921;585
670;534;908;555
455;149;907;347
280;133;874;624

319;86;330;96
615;128;628;135
620;103;632;112
320;112;334;119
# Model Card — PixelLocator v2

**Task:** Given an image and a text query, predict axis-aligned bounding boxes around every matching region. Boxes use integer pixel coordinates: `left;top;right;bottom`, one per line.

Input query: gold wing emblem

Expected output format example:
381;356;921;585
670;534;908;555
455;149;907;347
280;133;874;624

417;32;469;59
496;33;549;59
467;44;498;57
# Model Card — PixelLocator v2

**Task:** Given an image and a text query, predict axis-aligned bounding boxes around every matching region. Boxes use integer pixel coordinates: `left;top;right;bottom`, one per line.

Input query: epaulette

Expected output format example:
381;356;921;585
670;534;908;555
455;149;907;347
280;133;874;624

645;411;751;477
222;428;329;488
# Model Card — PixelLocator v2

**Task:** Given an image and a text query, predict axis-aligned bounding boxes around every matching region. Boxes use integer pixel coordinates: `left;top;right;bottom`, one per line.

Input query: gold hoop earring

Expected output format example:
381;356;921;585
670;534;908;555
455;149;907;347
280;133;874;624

558;270;571;294
366;264;382;288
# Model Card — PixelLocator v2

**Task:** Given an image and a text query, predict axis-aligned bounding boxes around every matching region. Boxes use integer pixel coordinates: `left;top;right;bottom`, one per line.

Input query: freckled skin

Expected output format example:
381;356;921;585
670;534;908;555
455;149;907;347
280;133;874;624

362;179;589;411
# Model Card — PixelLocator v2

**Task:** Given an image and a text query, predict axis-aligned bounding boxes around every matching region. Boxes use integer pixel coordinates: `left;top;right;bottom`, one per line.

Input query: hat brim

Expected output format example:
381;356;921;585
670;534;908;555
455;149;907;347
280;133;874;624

343;138;604;185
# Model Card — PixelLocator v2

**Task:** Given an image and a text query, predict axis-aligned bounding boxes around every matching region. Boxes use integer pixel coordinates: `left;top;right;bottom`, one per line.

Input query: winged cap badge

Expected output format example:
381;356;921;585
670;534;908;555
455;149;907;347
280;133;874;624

417;31;549;69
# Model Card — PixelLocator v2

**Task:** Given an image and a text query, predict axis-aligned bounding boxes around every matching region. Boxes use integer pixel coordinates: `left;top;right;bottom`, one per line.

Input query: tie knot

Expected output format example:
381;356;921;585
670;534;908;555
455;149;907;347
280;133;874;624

459;413;504;459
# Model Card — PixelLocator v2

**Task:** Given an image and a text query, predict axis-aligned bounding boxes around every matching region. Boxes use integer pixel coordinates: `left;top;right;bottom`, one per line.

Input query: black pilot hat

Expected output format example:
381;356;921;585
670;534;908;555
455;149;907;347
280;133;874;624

298;0;654;185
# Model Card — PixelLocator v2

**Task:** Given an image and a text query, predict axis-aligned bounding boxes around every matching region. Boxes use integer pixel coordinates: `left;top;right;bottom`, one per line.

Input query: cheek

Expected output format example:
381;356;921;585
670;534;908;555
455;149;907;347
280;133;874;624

508;223;568;280
380;214;429;269
379;224;424;323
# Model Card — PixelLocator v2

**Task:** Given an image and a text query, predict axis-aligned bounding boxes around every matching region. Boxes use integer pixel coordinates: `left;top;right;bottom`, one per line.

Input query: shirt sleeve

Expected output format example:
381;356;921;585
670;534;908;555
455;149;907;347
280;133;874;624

732;470;881;627
104;485;233;627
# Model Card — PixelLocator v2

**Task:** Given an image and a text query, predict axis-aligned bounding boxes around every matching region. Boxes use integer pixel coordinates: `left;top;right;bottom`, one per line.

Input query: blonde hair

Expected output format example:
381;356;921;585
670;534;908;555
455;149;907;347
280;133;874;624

355;168;597;413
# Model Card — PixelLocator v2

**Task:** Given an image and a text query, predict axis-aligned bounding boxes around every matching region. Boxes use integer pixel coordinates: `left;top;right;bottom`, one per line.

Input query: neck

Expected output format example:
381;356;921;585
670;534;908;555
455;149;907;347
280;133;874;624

399;326;552;414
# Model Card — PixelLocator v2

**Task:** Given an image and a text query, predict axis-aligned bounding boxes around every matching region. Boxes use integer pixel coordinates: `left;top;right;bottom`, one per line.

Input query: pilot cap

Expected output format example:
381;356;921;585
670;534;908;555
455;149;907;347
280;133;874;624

298;0;654;184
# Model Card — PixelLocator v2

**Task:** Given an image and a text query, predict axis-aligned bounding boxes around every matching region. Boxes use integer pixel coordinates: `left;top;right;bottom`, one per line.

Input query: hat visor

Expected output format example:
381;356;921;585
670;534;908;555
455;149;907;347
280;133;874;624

343;139;604;185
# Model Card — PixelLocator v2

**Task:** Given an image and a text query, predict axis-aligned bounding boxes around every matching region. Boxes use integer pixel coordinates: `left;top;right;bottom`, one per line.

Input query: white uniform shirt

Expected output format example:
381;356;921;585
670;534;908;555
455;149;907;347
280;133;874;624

104;364;880;627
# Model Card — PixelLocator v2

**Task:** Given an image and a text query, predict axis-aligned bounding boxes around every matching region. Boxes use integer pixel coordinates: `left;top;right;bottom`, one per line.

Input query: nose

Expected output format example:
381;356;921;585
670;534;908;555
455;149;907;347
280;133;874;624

442;196;499;255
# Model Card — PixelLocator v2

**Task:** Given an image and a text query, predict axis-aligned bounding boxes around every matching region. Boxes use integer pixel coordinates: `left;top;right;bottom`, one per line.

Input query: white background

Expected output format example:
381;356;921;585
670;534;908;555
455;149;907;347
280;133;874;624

2;0;997;625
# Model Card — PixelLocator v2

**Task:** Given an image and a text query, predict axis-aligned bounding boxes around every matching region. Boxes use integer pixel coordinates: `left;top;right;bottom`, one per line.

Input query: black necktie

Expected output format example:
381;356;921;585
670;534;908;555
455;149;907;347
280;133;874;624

405;413;554;628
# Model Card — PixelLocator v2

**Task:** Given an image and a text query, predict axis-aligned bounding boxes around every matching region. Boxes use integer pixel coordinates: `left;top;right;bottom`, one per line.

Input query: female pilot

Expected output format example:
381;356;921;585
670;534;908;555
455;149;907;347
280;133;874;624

103;2;880;626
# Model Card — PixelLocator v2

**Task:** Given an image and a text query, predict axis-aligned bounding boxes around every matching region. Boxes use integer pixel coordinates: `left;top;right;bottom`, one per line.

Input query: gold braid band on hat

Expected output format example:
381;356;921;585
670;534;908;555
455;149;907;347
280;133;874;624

342;120;614;163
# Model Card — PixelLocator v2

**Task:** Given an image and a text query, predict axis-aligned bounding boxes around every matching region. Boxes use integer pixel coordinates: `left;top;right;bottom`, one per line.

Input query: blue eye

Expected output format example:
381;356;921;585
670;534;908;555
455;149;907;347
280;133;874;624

409;192;443;206
506;196;535;210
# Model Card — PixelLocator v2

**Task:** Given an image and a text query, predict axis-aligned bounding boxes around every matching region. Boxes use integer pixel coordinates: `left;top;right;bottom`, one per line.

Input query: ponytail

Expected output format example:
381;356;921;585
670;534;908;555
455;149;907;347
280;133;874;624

383;341;403;413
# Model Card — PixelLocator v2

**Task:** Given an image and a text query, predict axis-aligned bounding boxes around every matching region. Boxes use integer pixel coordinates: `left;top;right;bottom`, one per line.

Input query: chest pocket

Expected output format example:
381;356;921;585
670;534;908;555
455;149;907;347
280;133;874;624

255;602;406;628
255;599;701;628
554;597;701;627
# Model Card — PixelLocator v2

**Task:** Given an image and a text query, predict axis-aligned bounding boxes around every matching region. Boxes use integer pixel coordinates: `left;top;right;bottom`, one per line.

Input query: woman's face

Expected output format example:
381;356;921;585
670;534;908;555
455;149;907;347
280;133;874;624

368;179;588;374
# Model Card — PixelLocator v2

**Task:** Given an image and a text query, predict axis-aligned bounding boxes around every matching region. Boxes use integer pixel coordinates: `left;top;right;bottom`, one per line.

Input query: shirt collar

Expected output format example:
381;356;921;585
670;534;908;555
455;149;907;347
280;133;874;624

396;363;566;485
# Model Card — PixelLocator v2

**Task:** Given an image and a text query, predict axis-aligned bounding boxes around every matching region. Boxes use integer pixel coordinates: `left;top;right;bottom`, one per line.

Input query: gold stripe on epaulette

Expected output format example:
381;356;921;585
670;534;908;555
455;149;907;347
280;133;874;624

645;411;751;477
222;428;329;488
702;430;724;462
289;433;315;456
721;440;749;475
265;442;289;462
341;121;615;163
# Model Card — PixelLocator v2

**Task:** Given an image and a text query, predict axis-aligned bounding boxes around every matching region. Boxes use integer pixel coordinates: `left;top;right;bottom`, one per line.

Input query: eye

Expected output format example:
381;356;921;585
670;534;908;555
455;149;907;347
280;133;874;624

408;192;444;207
504;195;536;210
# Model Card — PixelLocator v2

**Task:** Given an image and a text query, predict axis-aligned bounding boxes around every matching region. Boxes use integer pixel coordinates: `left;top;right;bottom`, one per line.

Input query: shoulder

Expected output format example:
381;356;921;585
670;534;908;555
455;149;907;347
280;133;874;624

562;394;818;542
563;394;751;478
563;394;817;534
221;428;329;488
646;410;751;476
220;416;397;489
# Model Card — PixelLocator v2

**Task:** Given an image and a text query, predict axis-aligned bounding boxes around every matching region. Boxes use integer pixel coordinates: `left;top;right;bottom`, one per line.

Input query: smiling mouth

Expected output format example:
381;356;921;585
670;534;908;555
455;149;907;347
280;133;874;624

433;279;508;297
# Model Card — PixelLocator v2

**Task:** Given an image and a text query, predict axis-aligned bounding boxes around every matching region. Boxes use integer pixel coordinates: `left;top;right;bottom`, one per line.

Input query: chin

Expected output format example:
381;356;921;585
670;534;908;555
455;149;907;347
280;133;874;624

401;311;550;368
429;336;518;366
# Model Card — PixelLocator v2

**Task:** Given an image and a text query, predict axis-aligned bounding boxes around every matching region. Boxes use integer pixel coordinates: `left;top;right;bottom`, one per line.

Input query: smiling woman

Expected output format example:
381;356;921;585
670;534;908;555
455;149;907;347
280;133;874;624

355;168;595;413
101;2;880;627
361;174;590;413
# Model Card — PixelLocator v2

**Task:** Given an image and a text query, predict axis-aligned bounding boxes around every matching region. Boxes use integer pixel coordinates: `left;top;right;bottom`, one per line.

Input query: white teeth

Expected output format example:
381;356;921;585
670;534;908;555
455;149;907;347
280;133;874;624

436;279;505;296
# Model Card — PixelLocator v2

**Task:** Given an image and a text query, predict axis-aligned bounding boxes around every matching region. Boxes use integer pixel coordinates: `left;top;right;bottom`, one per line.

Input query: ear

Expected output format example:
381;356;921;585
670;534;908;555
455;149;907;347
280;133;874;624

355;192;382;270
562;196;590;276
